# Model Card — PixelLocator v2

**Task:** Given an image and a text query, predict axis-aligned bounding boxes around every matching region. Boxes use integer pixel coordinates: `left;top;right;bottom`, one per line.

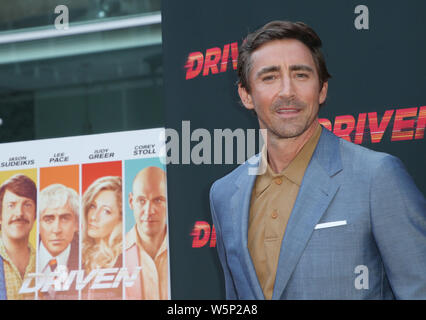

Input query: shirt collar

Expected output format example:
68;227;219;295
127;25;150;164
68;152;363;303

0;233;36;278
126;226;168;260
0;232;35;263
38;241;71;272
256;125;322;195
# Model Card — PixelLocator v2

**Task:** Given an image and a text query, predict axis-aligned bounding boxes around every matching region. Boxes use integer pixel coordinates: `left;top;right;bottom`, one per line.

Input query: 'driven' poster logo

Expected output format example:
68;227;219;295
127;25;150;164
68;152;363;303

185;42;238;79
320;106;425;144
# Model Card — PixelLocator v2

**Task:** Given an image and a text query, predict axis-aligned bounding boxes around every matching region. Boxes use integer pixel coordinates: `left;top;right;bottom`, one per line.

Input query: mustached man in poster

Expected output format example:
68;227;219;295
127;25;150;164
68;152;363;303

38;184;79;300
126;166;168;300
82;176;123;300
0;174;37;300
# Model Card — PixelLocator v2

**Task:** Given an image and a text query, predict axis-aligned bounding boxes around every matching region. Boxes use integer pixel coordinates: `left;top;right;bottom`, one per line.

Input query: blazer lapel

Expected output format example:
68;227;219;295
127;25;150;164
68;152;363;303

231;158;265;299
272;128;343;299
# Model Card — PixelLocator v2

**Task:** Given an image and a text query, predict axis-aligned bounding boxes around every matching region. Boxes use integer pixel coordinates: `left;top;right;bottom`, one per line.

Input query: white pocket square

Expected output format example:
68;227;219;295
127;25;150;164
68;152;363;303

314;220;347;230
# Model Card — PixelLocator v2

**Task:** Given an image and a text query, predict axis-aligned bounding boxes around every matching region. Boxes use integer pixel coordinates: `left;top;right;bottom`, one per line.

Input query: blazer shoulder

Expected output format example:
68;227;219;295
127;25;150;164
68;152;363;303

338;136;397;170
319;129;407;184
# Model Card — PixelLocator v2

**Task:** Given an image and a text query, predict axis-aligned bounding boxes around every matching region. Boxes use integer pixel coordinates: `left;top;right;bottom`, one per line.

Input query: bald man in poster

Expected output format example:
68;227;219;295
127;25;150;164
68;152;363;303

125;166;168;300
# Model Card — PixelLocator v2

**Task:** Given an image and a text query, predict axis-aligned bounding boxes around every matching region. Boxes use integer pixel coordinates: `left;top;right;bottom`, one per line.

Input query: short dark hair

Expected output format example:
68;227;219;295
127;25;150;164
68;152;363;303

0;174;37;218
237;21;331;95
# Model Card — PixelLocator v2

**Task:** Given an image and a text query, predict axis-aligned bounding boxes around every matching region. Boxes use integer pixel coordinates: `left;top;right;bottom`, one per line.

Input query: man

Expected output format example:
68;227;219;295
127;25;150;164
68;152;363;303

125;166;168;300
0;174;37;300
209;21;426;299
38;184;79;299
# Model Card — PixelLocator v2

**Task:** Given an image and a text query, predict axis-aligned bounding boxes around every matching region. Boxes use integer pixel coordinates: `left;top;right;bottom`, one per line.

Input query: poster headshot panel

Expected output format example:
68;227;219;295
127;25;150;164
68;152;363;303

124;158;170;300
81;161;123;300
0;128;164;300
38;165;79;300
0;169;37;300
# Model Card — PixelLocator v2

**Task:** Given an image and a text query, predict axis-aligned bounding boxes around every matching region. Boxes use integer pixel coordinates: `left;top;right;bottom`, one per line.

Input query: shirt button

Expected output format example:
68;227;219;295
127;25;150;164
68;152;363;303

271;210;278;219
274;177;283;185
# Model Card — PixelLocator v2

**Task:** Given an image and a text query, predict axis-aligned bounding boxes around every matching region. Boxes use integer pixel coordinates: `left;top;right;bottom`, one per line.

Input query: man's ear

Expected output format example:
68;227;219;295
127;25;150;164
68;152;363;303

129;192;134;210
319;81;328;105
238;84;254;110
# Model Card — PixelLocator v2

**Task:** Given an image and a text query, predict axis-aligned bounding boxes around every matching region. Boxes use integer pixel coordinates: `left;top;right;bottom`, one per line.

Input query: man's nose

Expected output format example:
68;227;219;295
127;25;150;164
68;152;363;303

279;75;295;98
15;204;26;217
143;201;155;215
52;218;62;233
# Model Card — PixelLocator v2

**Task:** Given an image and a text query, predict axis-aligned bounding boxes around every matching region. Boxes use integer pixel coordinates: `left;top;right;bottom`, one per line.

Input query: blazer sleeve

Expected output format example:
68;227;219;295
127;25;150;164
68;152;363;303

370;155;426;299
209;181;238;300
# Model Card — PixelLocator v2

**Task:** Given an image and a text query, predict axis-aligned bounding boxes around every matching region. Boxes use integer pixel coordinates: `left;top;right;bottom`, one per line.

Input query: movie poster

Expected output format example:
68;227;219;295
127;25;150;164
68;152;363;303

0;128;170;300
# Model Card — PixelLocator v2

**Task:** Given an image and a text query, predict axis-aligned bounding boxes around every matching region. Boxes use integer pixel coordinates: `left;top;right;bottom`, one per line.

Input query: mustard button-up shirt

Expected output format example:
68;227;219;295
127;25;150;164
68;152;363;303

248;125;322;300
0;236;35;300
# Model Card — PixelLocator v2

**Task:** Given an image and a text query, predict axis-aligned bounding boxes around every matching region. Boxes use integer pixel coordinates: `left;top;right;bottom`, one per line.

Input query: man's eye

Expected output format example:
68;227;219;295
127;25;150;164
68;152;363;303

295;73;308;79
262;75;276;81
43;217;54;223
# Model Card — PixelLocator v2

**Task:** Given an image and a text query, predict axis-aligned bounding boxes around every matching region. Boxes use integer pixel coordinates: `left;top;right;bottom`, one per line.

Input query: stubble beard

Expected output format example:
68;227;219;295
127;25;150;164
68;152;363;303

264;96;319;140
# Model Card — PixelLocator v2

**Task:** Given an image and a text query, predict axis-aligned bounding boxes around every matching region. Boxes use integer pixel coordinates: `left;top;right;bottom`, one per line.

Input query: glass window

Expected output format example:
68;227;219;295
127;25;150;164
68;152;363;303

0;0;160;32
0;1;163;143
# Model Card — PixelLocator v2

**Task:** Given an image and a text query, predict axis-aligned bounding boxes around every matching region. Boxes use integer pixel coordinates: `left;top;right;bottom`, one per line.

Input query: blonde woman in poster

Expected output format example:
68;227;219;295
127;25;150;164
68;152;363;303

82;176;123;300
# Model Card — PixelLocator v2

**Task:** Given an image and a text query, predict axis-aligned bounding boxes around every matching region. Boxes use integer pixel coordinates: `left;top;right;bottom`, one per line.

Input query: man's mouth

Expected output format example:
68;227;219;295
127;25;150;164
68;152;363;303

272;97;306;115
50;239;65;245
10;219;29;225
276;108;300;112
275;107;301;117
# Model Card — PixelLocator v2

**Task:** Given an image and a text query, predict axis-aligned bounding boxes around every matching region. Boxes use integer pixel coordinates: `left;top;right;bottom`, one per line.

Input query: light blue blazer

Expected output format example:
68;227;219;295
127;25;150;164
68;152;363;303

209;128;426;299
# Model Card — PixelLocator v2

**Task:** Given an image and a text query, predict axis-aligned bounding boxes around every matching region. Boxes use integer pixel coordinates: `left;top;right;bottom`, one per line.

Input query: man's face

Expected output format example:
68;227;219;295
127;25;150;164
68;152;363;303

130;169;167;239
0;189;36;242
238;39;328;139
40;203;77;257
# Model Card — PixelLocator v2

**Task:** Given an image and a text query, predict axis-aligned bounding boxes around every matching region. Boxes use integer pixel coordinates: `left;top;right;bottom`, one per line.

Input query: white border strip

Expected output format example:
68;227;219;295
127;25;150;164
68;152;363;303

78;162;82;300
0;13;161;44
121;159;126;300
35;167;40;300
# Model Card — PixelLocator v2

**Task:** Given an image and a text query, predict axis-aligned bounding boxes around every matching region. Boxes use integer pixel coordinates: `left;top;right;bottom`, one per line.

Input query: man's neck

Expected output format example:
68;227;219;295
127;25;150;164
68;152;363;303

138;228;166;260
2;234;30;278
266;120;319;174
39;240;71;265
